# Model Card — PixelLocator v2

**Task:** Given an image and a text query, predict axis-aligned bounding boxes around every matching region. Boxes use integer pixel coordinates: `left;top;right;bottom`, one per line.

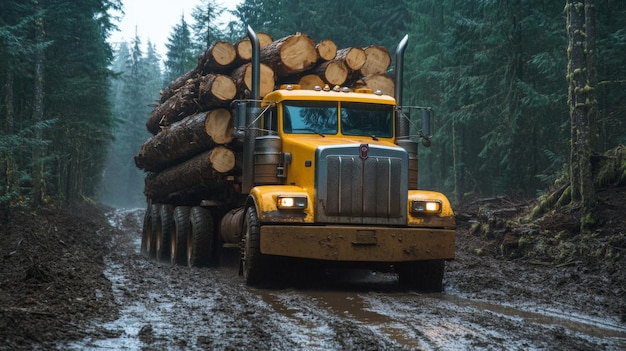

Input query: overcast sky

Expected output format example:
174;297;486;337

108;0;239;57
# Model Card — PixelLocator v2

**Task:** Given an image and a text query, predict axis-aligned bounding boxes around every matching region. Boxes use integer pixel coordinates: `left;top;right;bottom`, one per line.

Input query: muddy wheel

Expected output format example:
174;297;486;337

241;206;268;286
140;205;151;255
156;204;174;262
171;206;190;266
397;259;445;292
187;206;214;267
148;204;161;258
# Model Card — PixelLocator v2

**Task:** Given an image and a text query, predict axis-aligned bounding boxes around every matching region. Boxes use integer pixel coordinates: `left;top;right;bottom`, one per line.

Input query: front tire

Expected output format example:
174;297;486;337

397;259;445;292
241;206;269;286
187;206;214;267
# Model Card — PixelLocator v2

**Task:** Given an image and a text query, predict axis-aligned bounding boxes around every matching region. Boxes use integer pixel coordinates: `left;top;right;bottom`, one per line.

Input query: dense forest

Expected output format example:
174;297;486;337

1;0;624;210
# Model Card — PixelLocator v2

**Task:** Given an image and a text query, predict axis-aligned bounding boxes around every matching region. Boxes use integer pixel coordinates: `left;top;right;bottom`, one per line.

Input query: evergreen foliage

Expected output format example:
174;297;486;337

163;15;196;85
3;0;624;210
0;0;120;209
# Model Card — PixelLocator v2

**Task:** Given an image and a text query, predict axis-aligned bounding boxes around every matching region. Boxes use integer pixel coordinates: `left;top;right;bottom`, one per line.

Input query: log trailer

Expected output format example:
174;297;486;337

140;27;455;291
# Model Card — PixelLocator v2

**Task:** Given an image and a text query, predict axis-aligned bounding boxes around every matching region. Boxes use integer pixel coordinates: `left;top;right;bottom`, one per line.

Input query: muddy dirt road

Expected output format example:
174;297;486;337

52;208;624;350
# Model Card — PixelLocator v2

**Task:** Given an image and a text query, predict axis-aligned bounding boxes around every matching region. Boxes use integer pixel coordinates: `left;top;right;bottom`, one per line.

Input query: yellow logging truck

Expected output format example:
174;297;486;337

141;27;455;291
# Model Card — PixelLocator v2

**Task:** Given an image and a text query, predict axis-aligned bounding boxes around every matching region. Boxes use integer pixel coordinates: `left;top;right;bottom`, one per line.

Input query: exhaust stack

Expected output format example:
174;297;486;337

241;26;261;194
394;34;409;140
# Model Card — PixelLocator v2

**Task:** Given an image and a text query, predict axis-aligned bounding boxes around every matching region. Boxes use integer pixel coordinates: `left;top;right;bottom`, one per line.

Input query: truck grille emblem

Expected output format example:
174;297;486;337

359;144;369;160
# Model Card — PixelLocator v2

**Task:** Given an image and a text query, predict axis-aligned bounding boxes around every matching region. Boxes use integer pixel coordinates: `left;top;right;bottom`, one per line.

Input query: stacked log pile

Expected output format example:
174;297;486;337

135;32;394;203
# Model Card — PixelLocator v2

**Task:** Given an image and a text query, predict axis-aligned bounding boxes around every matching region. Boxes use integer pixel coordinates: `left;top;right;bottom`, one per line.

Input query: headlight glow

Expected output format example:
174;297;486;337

277;196;307;209
412;200;442;214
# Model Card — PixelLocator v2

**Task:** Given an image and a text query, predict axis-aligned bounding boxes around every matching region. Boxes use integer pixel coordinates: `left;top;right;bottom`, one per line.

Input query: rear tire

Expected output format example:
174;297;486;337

148;204;161;258
241;206;269;286
187;206;214;267
171;206;190;266
397;259;445;292
156;204;174;262
140;205;151;255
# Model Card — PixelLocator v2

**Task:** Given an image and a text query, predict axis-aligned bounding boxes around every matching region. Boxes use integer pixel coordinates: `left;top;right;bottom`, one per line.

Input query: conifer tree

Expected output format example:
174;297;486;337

163;14;195;85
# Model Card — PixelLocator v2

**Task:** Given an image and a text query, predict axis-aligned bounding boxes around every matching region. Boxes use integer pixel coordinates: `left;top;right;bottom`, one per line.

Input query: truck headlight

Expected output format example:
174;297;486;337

412;200;441;214
277;196;307;209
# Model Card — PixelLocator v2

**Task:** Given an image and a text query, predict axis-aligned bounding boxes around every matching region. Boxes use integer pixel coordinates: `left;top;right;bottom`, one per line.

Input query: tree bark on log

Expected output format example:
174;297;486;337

360;45;391;76
231;62;276;99
147;81;198;134
159;68;200;104
146;74;236;134
144;146;236;199
135;109;233;172
260;33;318;77
316;39;337;61
336;47;367;72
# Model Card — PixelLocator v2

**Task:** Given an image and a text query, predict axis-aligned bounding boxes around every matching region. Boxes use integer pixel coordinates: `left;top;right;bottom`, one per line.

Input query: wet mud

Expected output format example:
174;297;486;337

68;209;625;350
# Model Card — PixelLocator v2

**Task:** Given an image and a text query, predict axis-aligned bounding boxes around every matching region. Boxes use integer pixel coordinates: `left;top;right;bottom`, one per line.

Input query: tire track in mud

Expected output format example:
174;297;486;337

67;208;626;350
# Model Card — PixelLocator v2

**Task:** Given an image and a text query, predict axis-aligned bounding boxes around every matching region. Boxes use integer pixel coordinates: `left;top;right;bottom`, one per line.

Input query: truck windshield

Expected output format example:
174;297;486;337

283;101;338;135
282;101;394;138
341;102;393;138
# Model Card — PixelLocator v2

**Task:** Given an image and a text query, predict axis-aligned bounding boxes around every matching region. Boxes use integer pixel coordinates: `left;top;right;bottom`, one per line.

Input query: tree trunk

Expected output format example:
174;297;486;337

144;146;236;199
135;109;233;172
31;9;45;206
566;0;595;209
360;45;391;76
260;33;318;77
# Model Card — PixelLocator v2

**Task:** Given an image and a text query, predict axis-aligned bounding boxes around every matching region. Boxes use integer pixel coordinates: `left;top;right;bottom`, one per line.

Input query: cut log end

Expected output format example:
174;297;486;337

298;74;325;90
211;75;237;102
316;39;337;61
205;108;233;145
361;45;391;76
212;41;238;66
210;146;236;173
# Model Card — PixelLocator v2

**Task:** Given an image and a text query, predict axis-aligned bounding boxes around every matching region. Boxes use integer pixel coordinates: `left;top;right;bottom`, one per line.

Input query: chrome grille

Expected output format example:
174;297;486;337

315;145;408;225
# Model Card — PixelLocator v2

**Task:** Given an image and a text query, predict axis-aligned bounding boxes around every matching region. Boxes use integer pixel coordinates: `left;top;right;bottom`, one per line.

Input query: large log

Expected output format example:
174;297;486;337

159;68;200;104
146;74;236;134
316;39;337;61
260;33;318;77
360;45;391;76
298;74;325;90
354;73;395;97
310;60;348;86
197;41;238;74
336;47;367;72
135;109;233;172
146;81;198;134
144;146;236;199
231;62;276;99
235;32;274;61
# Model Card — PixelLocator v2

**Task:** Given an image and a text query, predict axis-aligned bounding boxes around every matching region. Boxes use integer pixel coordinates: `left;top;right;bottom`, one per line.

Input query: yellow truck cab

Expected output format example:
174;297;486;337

238;55;455;290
